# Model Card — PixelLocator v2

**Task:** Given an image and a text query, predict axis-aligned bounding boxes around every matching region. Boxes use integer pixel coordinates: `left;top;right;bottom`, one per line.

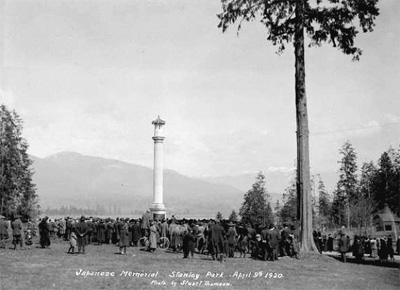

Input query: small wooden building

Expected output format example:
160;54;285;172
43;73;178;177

373;213;400;232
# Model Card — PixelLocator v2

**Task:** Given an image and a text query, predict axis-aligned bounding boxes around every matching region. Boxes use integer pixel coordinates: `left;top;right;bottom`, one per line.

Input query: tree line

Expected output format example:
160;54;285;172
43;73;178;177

275;141;400;231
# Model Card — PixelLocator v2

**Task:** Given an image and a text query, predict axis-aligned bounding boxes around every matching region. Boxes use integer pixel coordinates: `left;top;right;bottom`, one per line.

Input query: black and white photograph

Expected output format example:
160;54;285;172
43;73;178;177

0;0;399;289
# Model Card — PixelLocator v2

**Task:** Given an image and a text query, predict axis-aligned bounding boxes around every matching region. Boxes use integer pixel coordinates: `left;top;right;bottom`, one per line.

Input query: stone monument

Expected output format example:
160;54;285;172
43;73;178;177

150;116;166;220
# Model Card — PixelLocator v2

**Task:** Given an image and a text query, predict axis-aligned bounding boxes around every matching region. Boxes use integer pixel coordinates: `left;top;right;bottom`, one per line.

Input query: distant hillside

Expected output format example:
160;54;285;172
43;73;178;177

31;152;244;217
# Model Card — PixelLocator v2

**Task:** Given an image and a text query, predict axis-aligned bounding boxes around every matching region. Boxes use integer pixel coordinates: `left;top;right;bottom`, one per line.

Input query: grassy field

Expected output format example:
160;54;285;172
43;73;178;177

0;238;399;290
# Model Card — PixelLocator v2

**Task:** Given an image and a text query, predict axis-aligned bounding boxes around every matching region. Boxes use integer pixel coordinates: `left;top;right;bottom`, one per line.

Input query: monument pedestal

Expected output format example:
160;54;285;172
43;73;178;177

150;203;166;220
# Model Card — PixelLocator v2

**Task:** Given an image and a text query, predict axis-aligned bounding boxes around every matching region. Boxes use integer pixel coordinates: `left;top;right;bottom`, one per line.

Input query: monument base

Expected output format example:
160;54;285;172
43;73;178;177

150;203;166;221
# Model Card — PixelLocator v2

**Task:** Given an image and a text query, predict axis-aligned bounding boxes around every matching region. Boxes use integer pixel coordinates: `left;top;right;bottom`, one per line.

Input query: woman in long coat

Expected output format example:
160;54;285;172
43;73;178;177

353;235;364;263
97;220;106;245
39;217;51;248
119;220;130;255
148;220;157;252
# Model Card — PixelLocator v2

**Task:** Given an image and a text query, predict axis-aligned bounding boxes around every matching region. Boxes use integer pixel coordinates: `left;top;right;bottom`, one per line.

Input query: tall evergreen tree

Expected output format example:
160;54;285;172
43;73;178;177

239;172;273;227
359;161;376;199
0;104;37;219
373;151;399;215
218;0;379;252
334;141;358;228
317;177;331;228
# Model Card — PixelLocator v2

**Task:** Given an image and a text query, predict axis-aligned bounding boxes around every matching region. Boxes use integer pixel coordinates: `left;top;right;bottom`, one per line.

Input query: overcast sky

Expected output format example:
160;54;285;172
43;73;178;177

1;0;399;178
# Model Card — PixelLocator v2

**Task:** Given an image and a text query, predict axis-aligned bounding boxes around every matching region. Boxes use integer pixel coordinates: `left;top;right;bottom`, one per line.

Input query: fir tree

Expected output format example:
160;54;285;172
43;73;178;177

0;104;38;219
239;172;273;227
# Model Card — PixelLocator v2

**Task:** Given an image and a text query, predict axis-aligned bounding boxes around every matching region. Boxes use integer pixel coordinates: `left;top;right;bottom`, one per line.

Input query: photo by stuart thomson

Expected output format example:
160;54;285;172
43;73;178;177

0;0;399;289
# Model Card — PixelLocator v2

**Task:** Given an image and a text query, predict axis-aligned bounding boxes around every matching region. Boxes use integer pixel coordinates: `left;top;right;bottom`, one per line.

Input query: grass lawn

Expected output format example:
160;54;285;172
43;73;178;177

0;238;399;290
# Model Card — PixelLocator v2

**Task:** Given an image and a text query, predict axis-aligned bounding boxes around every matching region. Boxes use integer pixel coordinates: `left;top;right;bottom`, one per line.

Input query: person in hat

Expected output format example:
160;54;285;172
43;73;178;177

75;216;89;254
0;215;9;248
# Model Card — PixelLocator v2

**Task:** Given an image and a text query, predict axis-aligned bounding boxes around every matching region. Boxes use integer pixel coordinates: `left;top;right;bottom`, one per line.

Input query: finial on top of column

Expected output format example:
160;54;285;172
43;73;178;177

152;116;166;137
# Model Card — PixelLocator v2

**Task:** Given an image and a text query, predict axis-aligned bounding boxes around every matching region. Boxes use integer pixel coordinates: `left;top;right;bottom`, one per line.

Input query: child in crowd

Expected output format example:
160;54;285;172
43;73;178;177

68;230;77;254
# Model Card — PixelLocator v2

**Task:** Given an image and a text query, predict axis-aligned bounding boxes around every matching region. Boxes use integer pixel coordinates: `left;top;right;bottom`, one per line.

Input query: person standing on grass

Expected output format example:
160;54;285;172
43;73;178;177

86;218;94;245
227;222;237;258
268;223;280;261
370;237;378;258
97;219;106;245
131;220;141;247
183;227;196;258
68;227;77;254
289;225;300;259
208;219;225;261
75;216;89;254
353;235;364;263
327;234;334;252
148;220;157;252
338;233;349;262
106;219;113;244
11;215;23;250
141;210;151;238
387;235;394;261
378;237;388;263
169;219;179;252
119;219;130;255
39;216;51;248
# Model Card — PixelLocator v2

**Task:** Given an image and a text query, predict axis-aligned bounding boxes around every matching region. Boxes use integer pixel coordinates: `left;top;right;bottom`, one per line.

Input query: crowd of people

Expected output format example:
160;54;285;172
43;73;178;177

311;228;396;263
0;213;399;264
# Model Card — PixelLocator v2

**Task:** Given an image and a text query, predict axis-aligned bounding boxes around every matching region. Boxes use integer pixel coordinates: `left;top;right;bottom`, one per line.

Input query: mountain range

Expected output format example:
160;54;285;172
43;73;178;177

30;152;338;218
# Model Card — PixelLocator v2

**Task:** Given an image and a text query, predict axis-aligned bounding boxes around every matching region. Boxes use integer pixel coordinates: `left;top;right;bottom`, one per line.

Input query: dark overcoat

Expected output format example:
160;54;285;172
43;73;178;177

75;221;89;247
209;223;225;255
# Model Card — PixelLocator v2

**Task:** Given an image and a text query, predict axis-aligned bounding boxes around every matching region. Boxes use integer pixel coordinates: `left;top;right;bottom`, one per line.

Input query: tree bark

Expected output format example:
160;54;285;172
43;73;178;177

295;0;318;252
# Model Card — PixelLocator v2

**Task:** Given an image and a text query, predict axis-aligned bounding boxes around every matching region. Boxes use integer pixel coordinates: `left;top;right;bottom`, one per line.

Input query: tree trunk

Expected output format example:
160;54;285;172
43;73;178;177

295;0;318;252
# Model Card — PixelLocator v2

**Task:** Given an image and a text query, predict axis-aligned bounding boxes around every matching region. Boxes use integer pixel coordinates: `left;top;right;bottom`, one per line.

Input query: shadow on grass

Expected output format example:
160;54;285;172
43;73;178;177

329;255;399;268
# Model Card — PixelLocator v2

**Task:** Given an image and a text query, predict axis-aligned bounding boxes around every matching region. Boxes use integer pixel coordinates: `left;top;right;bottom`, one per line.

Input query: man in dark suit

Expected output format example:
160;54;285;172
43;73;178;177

86;218;94;244
75;216;89;254
209;219;225;261
268;223;280;261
